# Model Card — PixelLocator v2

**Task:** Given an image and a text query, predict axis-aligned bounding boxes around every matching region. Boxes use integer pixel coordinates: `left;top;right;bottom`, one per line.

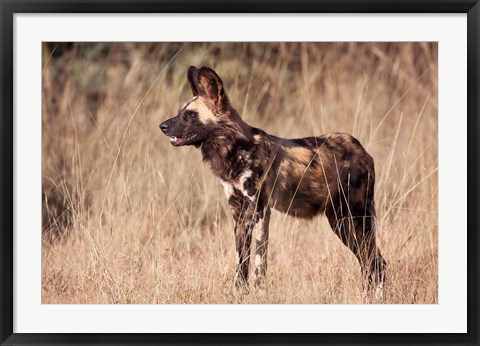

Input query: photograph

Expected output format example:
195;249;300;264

41;41;438;304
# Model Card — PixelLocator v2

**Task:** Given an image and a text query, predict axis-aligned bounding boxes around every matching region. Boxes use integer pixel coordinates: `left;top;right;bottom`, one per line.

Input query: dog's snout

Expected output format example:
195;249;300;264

160;118;178;133
160;122;169;132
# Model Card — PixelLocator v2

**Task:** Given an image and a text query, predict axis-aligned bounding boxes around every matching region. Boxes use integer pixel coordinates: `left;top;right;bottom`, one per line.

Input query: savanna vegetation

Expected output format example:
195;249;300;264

42;42;438;304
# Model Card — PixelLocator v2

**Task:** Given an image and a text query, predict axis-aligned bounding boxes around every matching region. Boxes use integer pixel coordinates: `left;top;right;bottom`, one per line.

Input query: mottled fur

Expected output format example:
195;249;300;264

160;66;386;296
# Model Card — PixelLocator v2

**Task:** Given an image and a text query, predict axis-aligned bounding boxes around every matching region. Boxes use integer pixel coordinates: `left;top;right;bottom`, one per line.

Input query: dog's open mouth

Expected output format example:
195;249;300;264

169;132;197;146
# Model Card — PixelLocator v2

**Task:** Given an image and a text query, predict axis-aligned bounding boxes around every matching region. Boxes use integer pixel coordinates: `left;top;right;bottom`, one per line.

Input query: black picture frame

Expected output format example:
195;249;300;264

1;1;479;345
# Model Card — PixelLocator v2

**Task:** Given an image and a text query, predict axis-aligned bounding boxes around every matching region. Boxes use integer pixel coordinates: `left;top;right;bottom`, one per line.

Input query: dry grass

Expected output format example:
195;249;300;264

41;42;438;304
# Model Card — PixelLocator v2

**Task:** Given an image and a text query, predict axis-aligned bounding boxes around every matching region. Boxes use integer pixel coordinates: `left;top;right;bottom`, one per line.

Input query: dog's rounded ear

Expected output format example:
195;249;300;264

197;67;227;108
187;66;201;96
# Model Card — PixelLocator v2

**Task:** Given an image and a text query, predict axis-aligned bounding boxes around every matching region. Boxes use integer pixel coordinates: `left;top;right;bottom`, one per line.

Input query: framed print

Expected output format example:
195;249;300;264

1;1;479;345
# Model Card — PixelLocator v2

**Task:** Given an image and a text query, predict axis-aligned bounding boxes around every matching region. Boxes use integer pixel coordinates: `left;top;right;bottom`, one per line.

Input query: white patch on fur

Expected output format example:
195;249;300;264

238;169;252;188
254;216;264;242
235;251;241;265
186;96;218;124
233;169;255;201
255;254;262;267
221;165;255;202
220;179;234;199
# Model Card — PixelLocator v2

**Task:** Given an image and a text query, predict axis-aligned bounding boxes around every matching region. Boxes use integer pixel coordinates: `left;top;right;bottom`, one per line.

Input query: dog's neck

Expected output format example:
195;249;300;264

200;125;253;181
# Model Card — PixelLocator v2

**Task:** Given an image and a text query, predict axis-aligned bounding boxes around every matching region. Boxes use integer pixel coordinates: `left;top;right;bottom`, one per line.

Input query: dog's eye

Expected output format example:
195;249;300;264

186;111;196;118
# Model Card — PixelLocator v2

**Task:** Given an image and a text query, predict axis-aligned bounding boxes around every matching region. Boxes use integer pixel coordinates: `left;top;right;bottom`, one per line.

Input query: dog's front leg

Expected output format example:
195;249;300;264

233;218;253;289
253;207;271;289
229;195;254;289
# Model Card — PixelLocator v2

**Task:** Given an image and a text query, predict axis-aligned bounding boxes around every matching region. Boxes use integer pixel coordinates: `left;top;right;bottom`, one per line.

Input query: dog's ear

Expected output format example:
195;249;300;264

197;67;226;108
187;66;201;96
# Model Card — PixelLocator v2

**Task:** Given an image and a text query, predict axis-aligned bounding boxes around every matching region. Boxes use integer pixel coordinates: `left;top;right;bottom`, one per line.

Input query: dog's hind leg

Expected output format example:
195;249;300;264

253;207;271;290
325;197;386;300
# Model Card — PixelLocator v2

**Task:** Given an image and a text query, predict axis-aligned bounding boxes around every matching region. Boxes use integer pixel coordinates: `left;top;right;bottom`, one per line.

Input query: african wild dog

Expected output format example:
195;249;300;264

160;66;386;297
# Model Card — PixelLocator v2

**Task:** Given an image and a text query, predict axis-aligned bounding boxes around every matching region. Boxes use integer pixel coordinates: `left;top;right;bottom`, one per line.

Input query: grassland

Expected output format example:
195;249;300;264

41;42;438;304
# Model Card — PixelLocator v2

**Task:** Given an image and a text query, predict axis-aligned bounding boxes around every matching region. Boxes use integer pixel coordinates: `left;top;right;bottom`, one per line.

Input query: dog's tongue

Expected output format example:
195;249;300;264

170;136;185;144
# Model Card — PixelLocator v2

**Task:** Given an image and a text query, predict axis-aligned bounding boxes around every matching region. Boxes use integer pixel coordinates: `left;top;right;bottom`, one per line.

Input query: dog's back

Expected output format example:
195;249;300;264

249;130;374;220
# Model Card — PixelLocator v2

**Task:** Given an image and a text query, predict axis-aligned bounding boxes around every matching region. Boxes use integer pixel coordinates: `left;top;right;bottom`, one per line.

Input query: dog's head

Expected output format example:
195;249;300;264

160;66;229;147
